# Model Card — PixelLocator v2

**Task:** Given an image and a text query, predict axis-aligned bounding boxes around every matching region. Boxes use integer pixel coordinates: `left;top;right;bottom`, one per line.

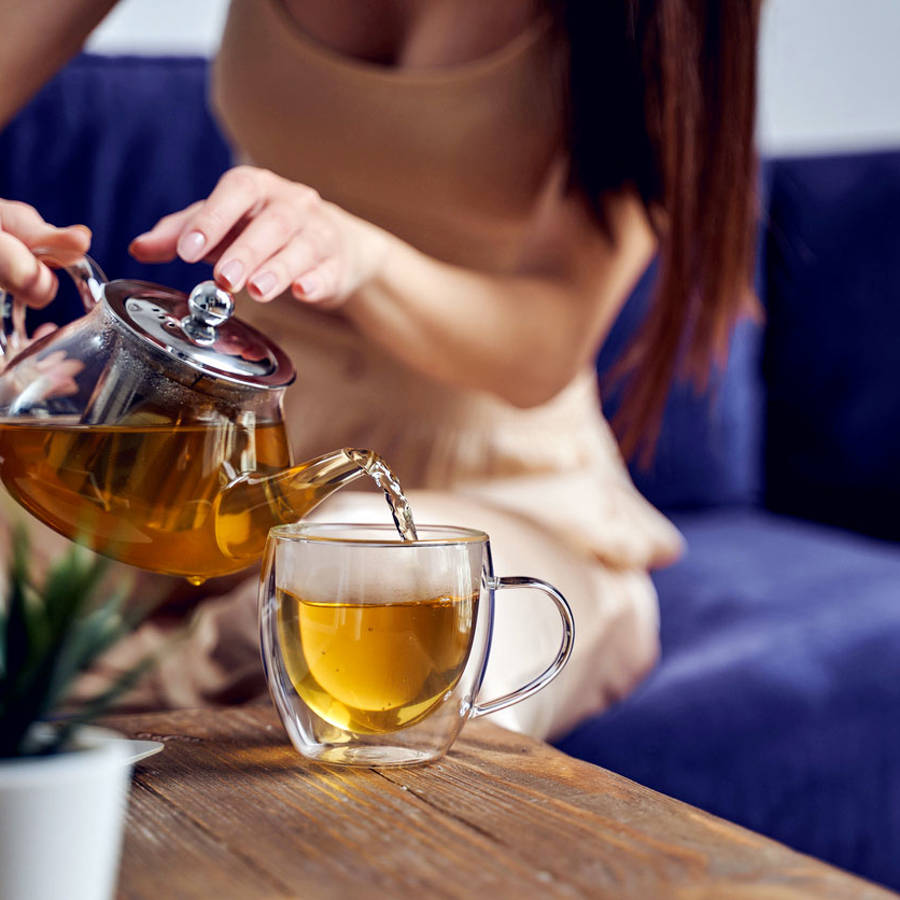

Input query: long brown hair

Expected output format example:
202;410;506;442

551;0;763;460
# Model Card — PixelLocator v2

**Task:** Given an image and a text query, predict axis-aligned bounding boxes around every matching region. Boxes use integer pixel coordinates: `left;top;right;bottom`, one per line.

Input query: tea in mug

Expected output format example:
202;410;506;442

276;588;478;734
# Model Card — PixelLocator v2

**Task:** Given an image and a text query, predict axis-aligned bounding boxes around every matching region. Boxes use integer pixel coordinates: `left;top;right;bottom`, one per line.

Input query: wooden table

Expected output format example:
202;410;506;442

108;706;895;899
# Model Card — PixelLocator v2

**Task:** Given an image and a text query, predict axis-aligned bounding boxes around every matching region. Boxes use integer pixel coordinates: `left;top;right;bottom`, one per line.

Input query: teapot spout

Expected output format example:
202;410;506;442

214;448;377;562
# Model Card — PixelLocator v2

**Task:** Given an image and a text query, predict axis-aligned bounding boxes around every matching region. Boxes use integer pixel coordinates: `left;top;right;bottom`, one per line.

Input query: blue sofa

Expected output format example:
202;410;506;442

3;55;899;891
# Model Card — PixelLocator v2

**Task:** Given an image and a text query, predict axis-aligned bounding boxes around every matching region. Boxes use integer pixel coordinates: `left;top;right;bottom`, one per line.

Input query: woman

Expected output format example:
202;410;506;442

0;1;761;738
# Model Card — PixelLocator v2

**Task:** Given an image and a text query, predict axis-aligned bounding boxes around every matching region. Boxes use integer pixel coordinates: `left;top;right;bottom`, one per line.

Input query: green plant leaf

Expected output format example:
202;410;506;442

42;580;135;714
0;525;168;758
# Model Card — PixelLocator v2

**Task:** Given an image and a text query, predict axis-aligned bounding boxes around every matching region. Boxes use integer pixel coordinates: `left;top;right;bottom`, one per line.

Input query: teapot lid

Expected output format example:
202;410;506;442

104;279;295;390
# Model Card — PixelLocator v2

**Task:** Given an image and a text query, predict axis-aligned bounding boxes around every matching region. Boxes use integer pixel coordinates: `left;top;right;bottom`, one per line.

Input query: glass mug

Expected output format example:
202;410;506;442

259;523;575;767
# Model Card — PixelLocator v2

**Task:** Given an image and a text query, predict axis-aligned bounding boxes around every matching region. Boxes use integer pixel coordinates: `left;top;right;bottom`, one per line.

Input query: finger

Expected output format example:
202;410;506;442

35;350;69;369
31;323;58;343
0;199;45;235
53;380;81;399
214;201;308;293
245;234;321;301
0;231;59;308
129;203;202;262
142;218;252;267
0;200;91;255
44;360;83;380
30;227;91;264
290;258;340;305
176;167;268;263
33;230;94;271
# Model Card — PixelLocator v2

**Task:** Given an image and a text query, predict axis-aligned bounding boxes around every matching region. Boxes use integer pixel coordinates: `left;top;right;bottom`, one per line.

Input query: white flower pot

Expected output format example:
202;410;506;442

0;725;133;900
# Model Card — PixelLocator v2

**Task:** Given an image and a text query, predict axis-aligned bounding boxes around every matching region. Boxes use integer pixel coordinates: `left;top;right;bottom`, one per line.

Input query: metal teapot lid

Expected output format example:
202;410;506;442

103;279;295;390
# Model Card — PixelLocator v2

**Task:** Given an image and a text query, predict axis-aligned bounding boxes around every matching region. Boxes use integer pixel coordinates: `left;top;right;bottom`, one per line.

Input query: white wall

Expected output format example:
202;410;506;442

87;0;228;56
757;0;900;154
86;0;900;156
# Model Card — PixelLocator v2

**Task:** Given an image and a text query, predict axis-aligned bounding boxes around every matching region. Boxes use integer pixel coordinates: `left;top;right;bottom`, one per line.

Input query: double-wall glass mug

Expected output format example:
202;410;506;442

260;523;575;767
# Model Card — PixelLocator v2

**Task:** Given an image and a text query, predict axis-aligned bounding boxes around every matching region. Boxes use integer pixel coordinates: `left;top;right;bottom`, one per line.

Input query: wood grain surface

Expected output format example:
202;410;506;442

106;705;895;899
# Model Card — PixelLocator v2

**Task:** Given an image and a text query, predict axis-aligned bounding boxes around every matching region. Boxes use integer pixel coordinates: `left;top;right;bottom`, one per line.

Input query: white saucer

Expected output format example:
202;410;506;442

123;740;165;764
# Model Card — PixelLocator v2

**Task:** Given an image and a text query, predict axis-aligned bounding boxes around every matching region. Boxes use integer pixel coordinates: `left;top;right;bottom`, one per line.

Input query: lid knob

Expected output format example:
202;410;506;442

181;281;235;346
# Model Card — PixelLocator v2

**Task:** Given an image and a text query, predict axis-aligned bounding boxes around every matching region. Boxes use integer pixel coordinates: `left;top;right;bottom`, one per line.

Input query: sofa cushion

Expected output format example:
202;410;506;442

763;149;900;541
556;508;900;890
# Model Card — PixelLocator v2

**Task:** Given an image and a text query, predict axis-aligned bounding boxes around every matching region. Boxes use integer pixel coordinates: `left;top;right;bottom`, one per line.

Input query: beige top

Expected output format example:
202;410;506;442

211;0;682;568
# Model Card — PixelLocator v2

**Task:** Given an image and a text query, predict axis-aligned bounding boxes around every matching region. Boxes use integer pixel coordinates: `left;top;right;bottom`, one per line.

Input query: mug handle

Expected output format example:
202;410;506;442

0;250;107;364
471;575;575;719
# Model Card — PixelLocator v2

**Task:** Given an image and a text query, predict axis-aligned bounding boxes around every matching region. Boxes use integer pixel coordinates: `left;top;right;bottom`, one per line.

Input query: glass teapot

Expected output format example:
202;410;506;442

0;255;376;582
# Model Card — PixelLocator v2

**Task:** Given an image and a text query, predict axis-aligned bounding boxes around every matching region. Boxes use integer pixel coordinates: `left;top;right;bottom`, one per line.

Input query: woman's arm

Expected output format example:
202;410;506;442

0;0;118;128
131;165;655;407
346;191;654;407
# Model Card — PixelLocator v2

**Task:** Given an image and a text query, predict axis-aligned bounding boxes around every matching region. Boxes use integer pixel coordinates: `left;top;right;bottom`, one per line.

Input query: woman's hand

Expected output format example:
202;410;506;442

129;166;390;308
0;200;91;307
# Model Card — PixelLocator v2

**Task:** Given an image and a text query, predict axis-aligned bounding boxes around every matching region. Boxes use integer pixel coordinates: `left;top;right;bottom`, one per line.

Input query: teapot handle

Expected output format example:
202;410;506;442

0;250;107;363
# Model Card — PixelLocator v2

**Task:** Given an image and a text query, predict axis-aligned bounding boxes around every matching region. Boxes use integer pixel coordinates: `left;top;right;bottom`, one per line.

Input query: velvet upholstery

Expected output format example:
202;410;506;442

558;510;900;889
763;150;900;542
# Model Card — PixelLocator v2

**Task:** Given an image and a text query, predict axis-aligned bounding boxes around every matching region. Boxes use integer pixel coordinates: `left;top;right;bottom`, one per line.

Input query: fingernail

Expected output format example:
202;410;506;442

219;259;245;290
296;274;320;299
249;270;277;298
178;230;206;262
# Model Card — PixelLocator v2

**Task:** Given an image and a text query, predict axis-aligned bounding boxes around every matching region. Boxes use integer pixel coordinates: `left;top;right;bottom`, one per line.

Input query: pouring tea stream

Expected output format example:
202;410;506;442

0;255;415;581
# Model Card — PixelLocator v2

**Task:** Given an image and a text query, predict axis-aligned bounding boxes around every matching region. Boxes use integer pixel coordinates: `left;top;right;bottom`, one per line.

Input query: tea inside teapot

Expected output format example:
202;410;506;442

0;416;405;582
